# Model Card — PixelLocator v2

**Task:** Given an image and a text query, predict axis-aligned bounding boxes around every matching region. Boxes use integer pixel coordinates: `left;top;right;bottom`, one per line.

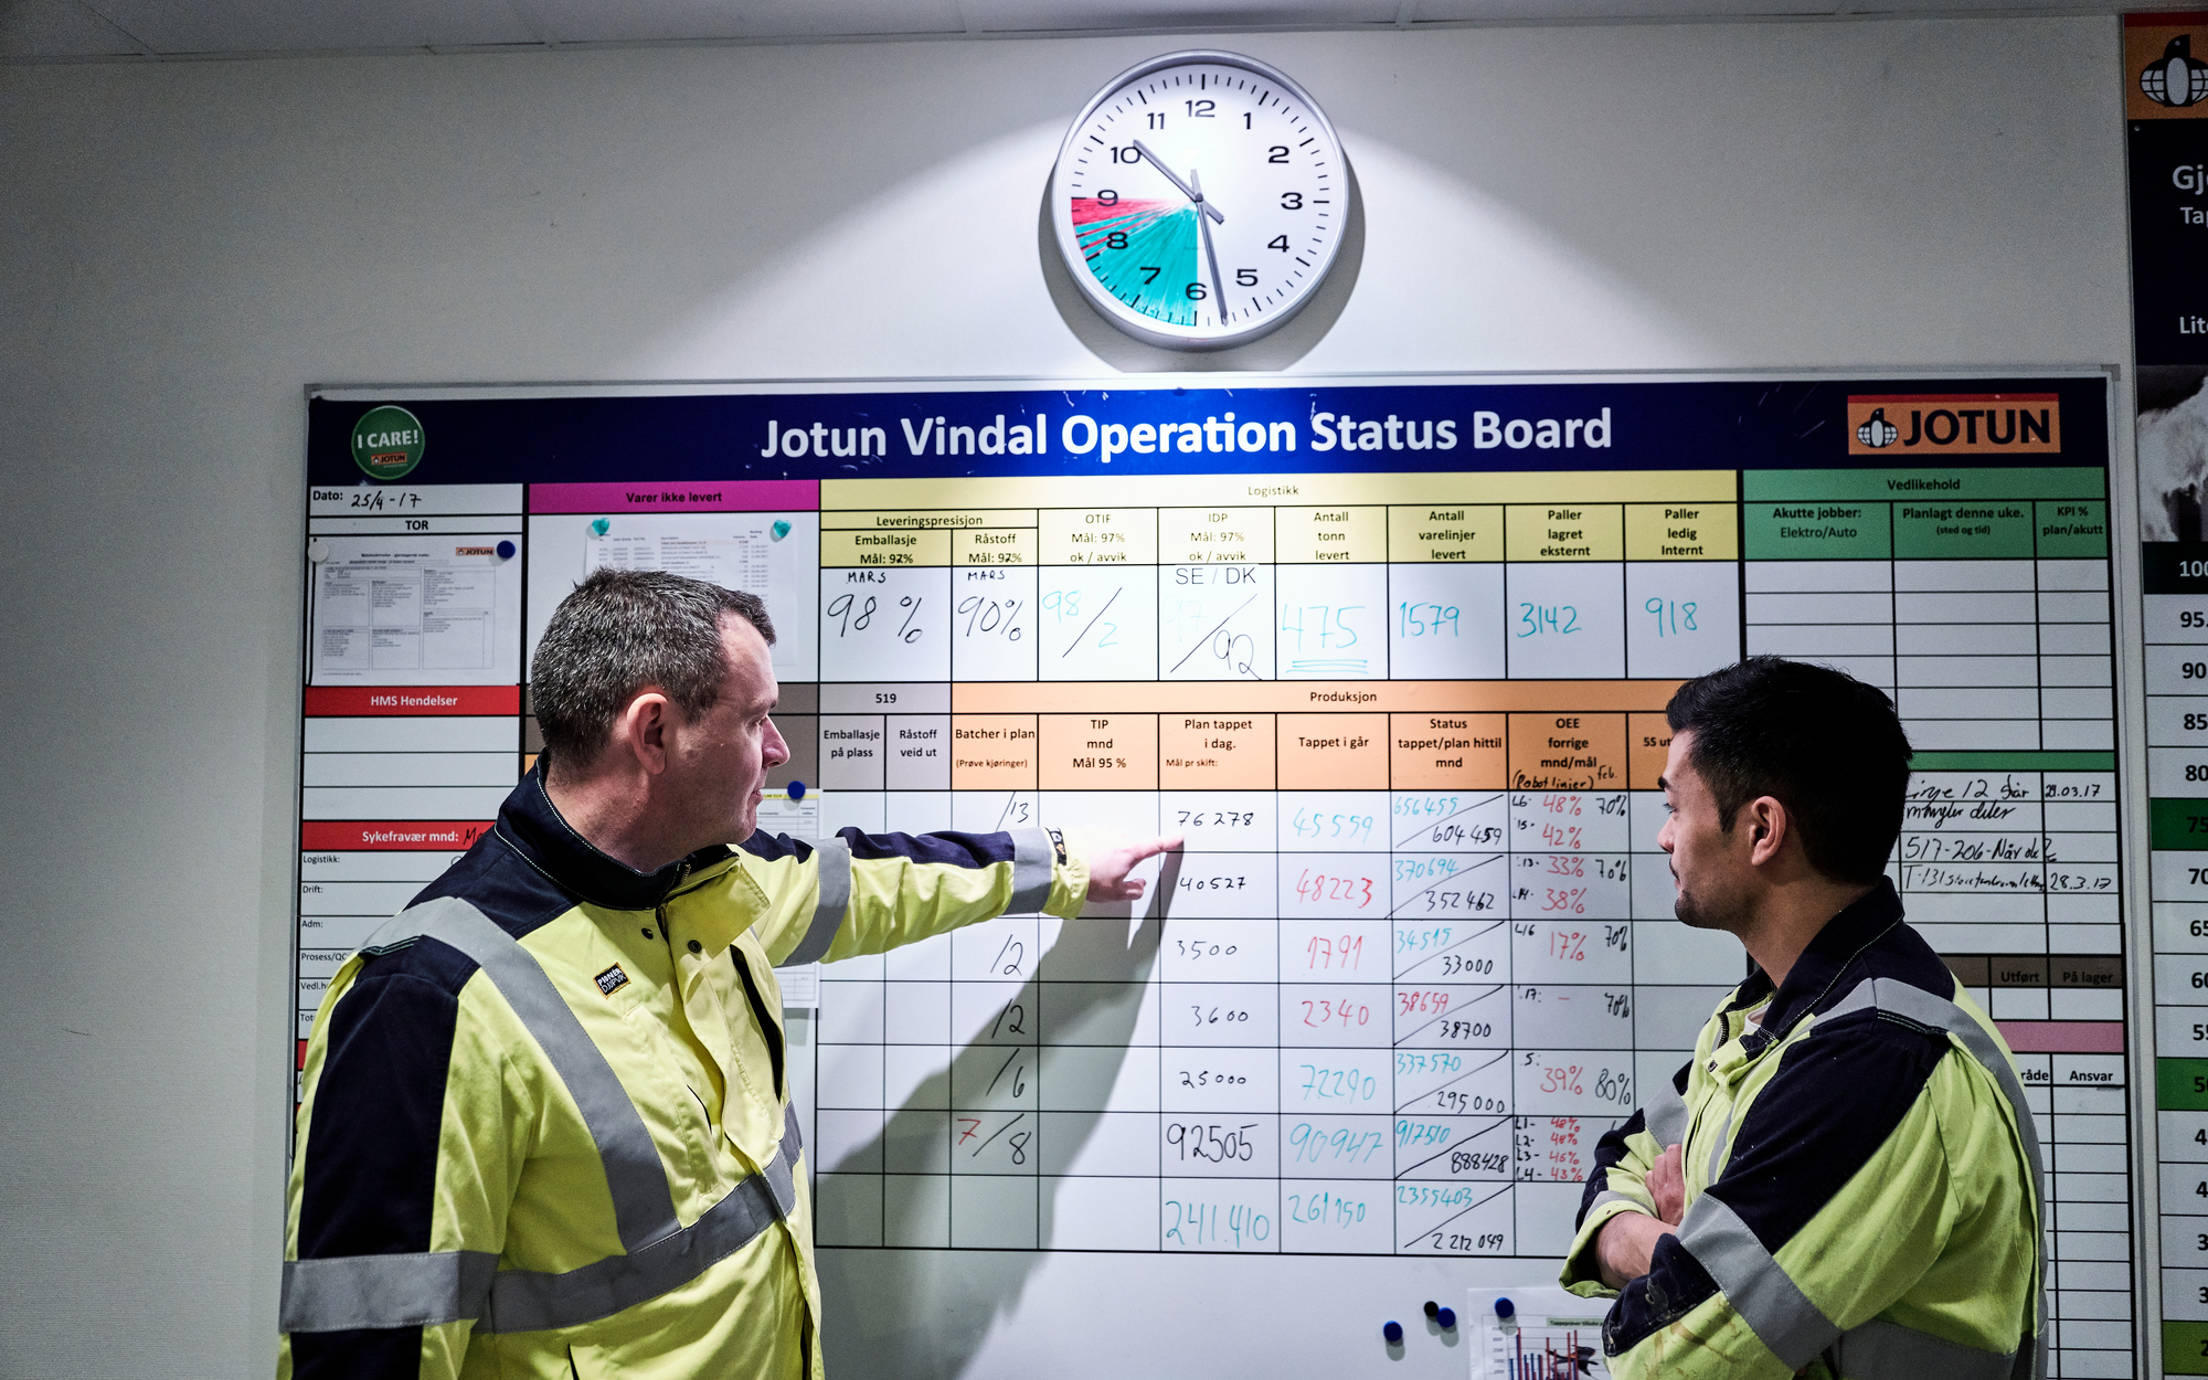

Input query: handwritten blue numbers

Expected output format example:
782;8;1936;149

1624;562;1740;677
1397;600;1460;639
1517;602;1579;638
1040;567;1157;680
1644;596;1697;637
1390;565;1504;678
1277;564;1386;679
1505;565;1622;678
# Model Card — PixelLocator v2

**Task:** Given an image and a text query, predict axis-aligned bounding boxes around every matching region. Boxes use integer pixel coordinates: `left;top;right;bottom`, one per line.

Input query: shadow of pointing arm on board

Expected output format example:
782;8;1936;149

817;875;1173;1378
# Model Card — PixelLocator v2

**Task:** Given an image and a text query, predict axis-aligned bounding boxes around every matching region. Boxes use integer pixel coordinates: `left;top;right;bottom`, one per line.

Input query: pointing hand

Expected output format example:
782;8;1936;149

1085;835;1185;902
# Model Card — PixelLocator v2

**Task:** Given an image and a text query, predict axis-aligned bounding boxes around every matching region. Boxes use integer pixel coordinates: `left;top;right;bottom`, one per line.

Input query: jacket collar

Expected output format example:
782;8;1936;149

1737;876;1907;1043
494;764;733;911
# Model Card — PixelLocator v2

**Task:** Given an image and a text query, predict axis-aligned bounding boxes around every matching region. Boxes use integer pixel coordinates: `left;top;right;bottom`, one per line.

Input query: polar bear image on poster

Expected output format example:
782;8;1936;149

2141;368;2208;542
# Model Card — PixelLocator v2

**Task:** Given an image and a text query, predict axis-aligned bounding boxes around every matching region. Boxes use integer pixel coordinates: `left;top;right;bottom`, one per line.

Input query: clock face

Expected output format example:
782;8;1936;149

1049;51;1347;350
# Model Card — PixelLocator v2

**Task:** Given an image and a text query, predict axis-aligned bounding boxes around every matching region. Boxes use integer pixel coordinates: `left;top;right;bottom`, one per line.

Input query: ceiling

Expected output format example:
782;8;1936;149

0;0;2191;62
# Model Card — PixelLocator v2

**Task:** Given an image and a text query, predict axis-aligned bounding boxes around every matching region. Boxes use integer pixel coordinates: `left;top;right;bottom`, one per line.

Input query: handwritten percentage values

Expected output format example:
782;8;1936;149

957;594;1024;640
826;592;925;644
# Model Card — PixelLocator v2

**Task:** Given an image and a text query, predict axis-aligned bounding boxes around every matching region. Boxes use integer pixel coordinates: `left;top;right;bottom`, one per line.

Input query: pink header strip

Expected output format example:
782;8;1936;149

1994;1020;2124;1055
530;480;818;514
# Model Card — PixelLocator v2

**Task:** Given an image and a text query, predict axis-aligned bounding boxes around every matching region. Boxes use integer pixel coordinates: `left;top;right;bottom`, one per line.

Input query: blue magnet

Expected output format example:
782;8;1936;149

1382;1321;1403;1345
1494;1296;1515;1321
495;540;516;560
786;780;807;801
1437;1307;1457;1330
590;517;610;536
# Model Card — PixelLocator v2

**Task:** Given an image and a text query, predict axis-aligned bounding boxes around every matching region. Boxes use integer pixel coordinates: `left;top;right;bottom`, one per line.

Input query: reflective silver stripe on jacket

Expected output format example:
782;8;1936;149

1676;1194;1839;1368
282;1248;499;1332
1670;974;2045;1378
1829;1316;2025;1380
1588;1189;1652;1221
780;835;851;966
1008;828;1055;914
481;1105;805;1333
287;899;809;1335
386;897;681;1255
1817;976;2047;1213
1706;1103;1738;1184
1643;1071;1689;1148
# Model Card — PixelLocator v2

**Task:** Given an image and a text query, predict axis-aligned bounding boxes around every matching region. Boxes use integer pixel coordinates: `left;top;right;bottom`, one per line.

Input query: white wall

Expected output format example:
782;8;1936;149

0;17;2126;1376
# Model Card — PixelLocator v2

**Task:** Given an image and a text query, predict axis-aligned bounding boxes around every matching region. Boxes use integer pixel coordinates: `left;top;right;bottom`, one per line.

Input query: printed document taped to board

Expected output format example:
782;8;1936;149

1471;1286;1610;1380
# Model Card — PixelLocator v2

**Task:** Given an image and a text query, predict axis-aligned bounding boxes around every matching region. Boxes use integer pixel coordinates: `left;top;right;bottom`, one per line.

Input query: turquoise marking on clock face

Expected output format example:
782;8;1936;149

1071;197;1201;326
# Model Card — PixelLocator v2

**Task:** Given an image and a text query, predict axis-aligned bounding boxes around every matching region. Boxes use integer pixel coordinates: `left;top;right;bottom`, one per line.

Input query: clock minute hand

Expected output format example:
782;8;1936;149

1192;168;1229;323
1133;139;1226;224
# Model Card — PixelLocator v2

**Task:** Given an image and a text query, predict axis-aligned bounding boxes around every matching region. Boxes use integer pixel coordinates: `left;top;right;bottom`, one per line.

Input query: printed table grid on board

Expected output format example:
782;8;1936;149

1898;769;2123;959
2012;1056;2135;1378
292;694;521;1057
802;473;2123;1271
806;711;1871;1259
1743;557;2113;754
817;495;1746;687
811;786;2127;1267
289;466;2129;1352
808;768;1737;1257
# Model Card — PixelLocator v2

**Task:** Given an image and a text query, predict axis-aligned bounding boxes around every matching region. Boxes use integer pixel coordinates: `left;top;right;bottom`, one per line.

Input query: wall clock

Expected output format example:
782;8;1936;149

1049;51;1348;351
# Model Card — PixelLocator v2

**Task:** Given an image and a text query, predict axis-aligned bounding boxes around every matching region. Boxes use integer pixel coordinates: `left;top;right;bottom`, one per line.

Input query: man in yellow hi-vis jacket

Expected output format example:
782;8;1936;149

280;569;1176;1378
1561;657;2043;1379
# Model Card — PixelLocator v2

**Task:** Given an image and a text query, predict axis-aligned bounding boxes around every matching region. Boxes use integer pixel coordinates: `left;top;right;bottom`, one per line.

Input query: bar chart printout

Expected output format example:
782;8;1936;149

297;375;2126;1378
1484;1326;1606;1380
1469;1291;1613;1380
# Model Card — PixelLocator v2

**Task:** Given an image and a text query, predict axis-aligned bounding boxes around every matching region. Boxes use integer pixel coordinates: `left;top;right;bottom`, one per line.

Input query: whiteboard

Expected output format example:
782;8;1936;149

298;372;2134;1378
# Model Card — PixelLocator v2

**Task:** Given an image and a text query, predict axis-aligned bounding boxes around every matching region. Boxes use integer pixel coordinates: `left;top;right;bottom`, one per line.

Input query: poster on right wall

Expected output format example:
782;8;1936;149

2128;10;2208;1375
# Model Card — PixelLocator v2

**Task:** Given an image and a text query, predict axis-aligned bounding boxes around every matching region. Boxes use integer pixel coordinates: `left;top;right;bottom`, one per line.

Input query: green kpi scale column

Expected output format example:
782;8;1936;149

2144;555;2208;1374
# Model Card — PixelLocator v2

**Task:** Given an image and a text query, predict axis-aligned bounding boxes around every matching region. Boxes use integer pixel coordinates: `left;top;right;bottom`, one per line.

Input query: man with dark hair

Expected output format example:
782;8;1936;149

1561;657;2044;1379
280;569;1177;1379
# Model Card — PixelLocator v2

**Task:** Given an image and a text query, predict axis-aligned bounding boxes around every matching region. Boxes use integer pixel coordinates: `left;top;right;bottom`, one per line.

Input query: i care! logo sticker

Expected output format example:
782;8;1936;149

352;405;426;480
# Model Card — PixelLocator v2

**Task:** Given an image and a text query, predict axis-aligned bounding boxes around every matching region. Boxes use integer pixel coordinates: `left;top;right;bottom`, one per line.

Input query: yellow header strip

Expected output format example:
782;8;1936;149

821;508;1037;530
824;471;1738;509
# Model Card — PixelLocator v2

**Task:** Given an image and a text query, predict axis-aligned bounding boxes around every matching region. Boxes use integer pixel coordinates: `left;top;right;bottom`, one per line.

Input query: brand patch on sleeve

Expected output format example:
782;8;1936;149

595;964;630;996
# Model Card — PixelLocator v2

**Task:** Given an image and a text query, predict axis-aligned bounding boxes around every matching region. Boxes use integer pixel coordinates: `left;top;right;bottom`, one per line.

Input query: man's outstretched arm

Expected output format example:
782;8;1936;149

740;826;1181;965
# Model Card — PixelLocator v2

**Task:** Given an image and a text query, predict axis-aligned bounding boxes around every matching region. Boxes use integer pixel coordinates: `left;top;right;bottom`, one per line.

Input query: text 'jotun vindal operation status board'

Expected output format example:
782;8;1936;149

300;373;2135;1378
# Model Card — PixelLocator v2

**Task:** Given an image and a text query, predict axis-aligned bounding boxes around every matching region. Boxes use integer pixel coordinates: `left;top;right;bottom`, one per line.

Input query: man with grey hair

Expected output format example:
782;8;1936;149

280;568;1175;1379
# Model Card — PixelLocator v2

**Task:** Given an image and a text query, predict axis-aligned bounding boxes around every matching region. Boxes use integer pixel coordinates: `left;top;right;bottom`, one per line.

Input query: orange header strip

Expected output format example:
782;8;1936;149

950;679;1681;715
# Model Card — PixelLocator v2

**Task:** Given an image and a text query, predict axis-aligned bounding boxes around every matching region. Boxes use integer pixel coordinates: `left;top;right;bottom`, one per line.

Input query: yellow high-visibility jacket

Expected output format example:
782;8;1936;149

280;768;1087;1379
1561;880;2044;1379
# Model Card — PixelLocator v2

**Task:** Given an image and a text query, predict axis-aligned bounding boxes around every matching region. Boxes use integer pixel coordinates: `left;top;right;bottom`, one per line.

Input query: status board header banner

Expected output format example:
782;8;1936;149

310;376;2108;487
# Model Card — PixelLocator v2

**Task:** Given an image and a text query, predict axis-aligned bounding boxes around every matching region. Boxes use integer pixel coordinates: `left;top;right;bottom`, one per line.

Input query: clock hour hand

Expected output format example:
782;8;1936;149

1132;139;1226;224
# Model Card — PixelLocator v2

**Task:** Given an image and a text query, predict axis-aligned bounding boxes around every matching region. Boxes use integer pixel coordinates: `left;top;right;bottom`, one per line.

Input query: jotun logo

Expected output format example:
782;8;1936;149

1845;394;2059;456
